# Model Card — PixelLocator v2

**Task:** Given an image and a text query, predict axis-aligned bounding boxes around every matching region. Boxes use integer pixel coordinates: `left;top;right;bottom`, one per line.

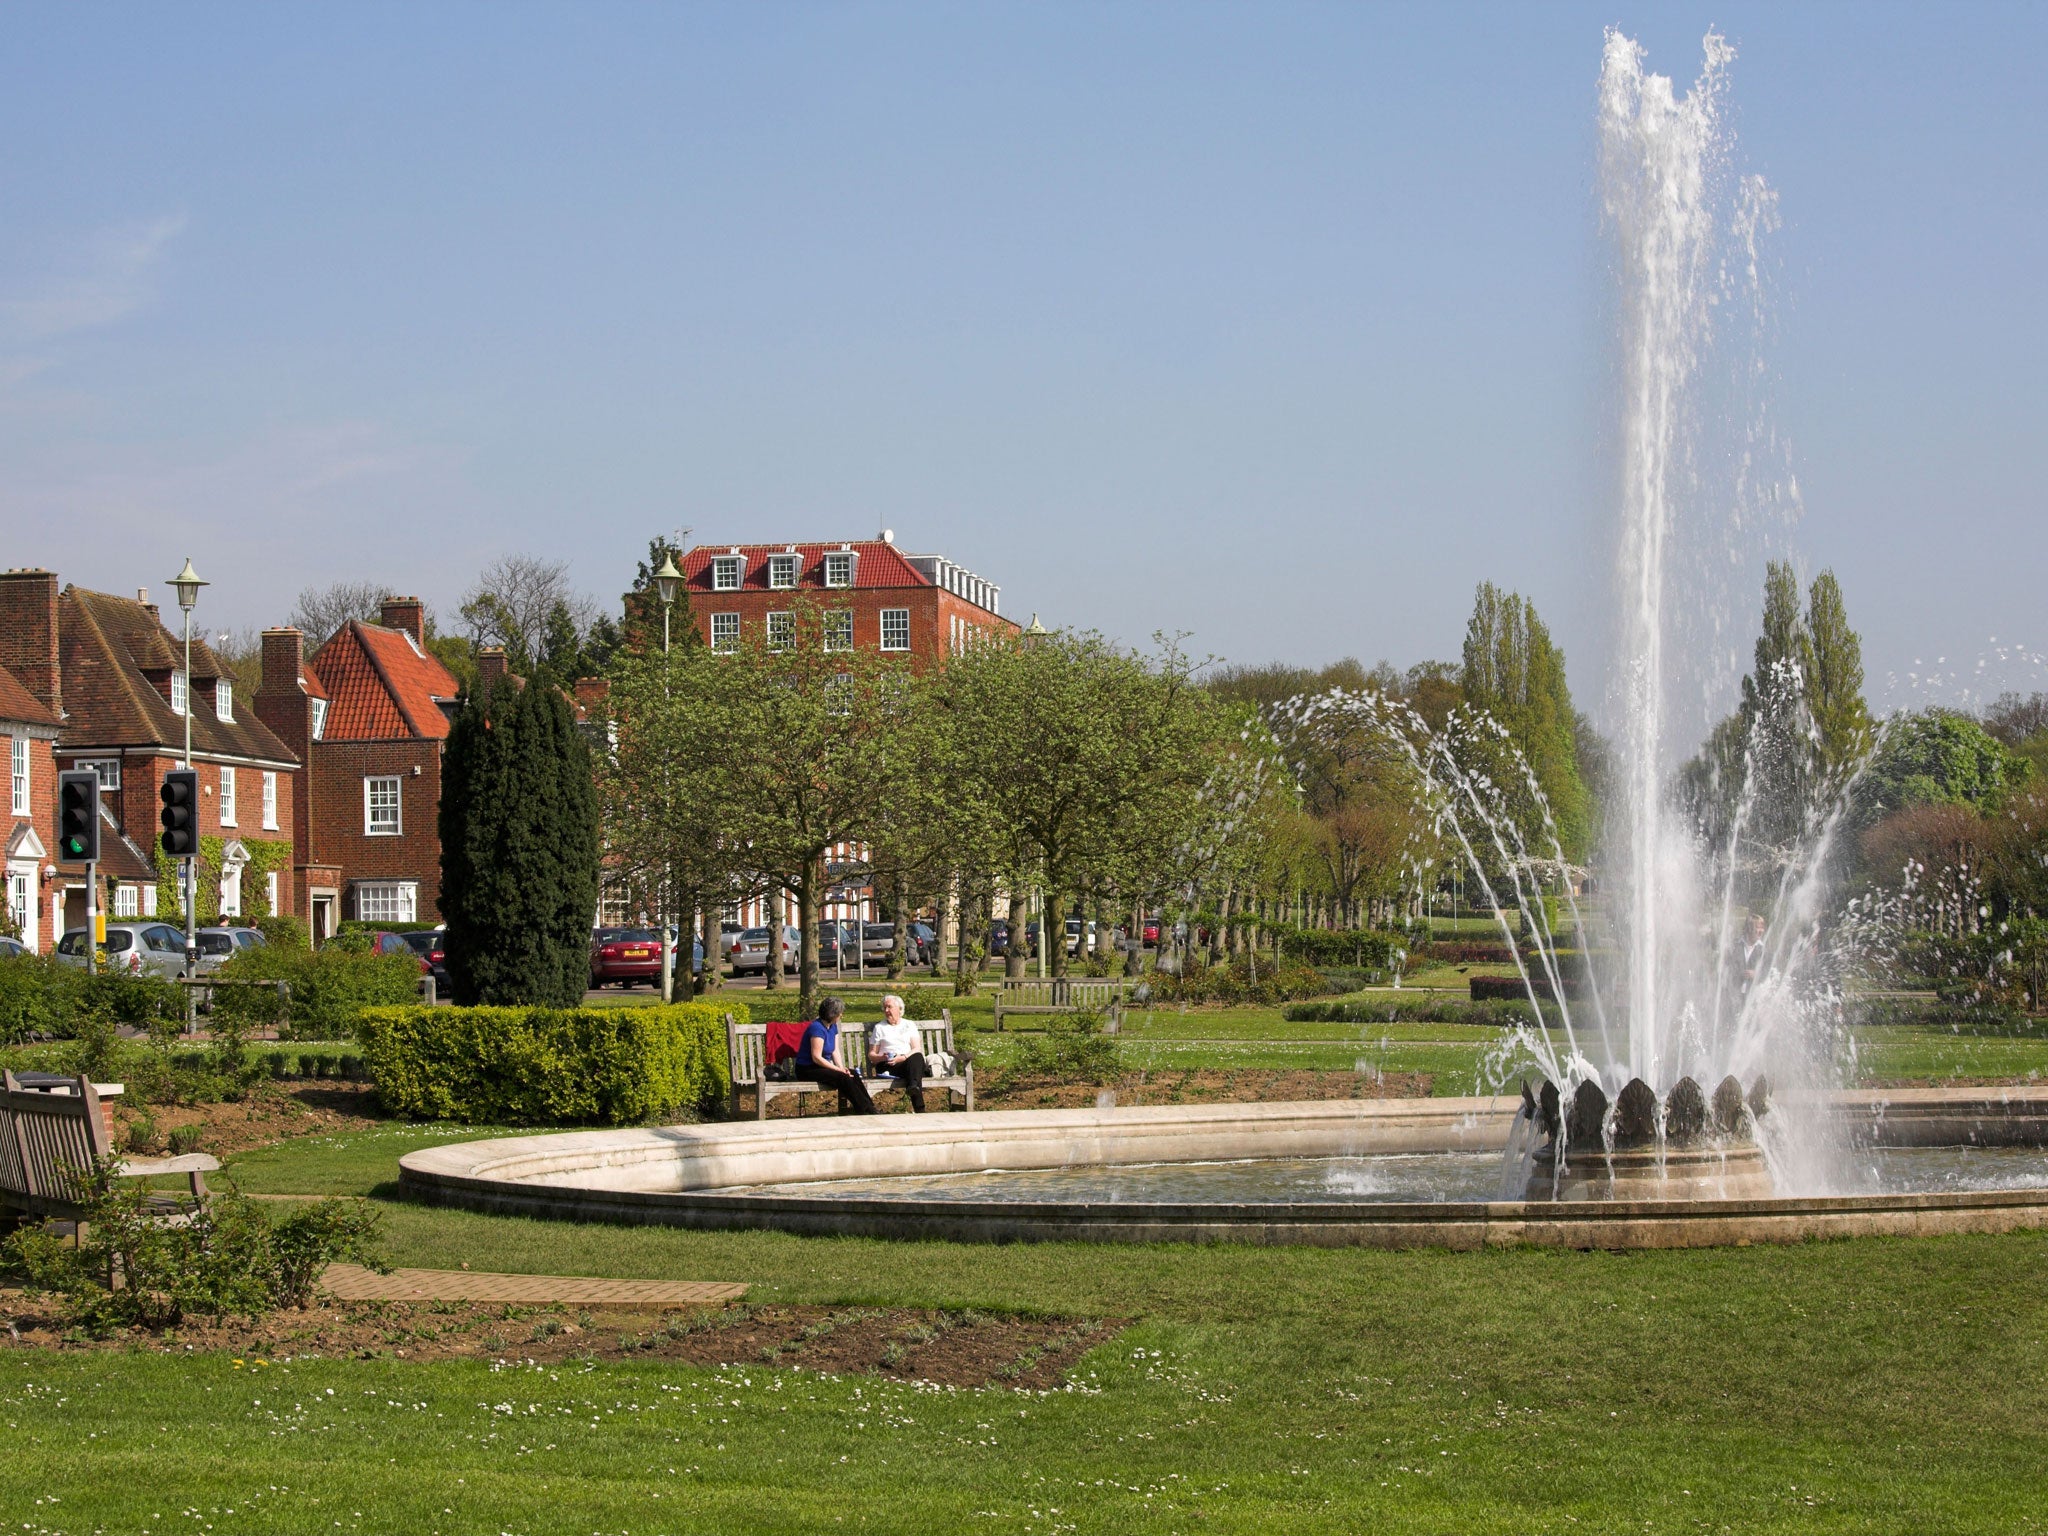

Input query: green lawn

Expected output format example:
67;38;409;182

9;1123;2048;1534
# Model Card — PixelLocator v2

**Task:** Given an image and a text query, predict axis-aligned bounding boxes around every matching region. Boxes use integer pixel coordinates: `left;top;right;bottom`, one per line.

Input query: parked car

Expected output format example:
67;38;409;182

857;922;897;967
908;921;937;964
1142;917;1161;947
54;922;190;977
403;927;451;990
816;920;849;968
0;936;26;959
589;926;662;989
989;919;1010;957
193;926;266;976
729;925;798;977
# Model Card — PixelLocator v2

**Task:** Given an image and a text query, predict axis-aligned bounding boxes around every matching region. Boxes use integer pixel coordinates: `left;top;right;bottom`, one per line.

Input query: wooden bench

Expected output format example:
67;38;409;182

0;1072;220;1226
992;978;1126;1032
724;1013;974;1119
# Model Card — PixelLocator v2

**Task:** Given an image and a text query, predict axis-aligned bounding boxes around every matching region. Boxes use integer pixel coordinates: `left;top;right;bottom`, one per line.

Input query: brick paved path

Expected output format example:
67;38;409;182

321;1264;747;1308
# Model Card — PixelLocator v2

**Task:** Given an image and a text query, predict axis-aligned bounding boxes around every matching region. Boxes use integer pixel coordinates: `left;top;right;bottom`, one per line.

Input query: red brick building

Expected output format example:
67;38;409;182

2;663;61;952
255;597;463;938
0;570;301;939
679;532;1015;664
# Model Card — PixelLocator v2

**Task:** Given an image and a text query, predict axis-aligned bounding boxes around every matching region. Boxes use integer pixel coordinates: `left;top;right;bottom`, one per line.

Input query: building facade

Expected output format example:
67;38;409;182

0;570;301;940
255;597;462;937
679;532;1014;666
2;663;61;952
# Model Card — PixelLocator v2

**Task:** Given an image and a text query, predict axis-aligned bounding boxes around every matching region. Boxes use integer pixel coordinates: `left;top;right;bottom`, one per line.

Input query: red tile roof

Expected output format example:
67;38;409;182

0;663;59;728
680;540;933;595
308;621;461;741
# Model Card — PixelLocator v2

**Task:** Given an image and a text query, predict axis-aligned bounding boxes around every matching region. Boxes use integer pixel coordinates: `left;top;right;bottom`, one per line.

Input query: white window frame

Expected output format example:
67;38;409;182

170;668;189;716
827;672;854;716
767;554;799;590
823;610;854;652
880;608;911;652
218;765;237;827
219;863;242;919
355;881;417;923
215;679;234;722
262;770;279;830
141;885;157;917
823;551;855;589
365;775;402;836
72;756;120;791
9;737;25;817
309;698;328;741
765;611;794;651
711;556;744;592
266;870;280;917
114;884;140;918
8;870;32;938
710;612;740;653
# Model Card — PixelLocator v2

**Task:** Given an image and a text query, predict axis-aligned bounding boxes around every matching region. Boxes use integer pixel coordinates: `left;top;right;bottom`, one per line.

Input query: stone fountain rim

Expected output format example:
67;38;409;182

397;1088;2048;1252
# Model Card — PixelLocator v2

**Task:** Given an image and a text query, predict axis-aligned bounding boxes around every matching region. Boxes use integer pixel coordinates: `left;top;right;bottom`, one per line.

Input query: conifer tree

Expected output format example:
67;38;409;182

440;673;601;1006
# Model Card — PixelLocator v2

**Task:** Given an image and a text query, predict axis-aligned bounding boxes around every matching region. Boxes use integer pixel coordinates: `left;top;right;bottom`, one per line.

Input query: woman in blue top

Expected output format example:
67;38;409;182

794;997;878;1115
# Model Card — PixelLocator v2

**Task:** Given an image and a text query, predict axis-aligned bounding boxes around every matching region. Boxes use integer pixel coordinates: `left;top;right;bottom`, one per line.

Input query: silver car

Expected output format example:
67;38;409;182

54;922;191;977
194;925;267;975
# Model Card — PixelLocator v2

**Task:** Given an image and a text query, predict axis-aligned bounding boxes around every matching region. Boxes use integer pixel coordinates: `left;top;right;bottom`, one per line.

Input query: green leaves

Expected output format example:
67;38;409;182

441;673;601;1006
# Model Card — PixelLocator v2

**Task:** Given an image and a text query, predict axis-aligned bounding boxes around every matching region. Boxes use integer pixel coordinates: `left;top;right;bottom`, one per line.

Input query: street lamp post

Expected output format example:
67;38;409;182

653;554;682;1003
168;558;208;1026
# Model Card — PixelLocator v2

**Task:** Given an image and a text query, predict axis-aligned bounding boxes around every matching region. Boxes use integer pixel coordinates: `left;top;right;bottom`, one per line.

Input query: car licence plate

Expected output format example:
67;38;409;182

623;948;650;958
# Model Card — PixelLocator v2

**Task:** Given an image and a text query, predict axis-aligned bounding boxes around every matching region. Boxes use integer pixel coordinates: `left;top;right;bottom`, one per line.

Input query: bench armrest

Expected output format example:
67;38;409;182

113;1154;222;1177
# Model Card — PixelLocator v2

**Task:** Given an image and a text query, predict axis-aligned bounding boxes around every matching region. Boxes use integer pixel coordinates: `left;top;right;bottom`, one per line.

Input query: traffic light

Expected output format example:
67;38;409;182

160;769;200;858
57;770;100;863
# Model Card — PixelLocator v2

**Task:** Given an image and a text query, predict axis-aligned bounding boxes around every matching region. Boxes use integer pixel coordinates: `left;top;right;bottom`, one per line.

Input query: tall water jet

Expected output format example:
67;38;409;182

1600;28;1737;1089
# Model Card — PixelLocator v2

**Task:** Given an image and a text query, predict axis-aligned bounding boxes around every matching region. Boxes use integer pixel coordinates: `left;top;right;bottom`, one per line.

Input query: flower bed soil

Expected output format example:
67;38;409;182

112;1082;387;1157
0;1295;1119;1390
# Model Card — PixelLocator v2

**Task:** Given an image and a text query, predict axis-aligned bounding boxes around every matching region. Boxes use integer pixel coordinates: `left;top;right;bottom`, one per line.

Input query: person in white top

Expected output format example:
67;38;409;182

867;992;928;1112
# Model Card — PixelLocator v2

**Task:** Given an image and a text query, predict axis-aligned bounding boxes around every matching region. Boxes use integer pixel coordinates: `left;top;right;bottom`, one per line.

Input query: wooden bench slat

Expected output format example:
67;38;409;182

725;1011;974;1118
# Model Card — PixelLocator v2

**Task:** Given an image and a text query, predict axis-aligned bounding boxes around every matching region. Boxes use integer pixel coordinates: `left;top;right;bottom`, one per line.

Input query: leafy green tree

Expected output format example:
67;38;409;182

1459;583;1592;859
945;630;1221;978
680;601;926;1017
1857;710;2029;819
440;674;601;1005
1801;570;1872;787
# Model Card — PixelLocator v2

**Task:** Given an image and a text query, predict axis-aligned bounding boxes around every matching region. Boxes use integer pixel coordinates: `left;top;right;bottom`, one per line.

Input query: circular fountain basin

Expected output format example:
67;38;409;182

398;1088;2048;1251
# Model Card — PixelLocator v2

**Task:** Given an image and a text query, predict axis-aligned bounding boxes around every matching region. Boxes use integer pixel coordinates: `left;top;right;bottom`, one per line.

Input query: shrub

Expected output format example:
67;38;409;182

1470;973;1588;1003
6;1166;386;1333
1267;927;1413;969
355;1001;737;1125
1144;956;1336;1007
896;983;950;1022
1420;940;1518;966
212;942;419;1040
1009;1008;1121;1083
1286;996;1538;1028
0;953;75;1044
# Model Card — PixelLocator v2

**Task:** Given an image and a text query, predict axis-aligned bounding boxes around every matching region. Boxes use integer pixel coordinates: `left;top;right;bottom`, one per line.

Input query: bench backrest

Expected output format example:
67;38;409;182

724;1012;956;1085
0;1072;110;1208
999;978;1125;1009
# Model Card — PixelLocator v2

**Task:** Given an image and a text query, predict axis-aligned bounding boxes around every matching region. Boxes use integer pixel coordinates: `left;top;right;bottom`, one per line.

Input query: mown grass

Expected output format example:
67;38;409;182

7;1167;2047;1534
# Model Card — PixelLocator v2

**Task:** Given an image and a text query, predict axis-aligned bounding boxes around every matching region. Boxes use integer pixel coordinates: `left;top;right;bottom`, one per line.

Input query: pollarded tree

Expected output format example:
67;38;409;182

440;673;601;1006
682;601;930;1018
944;629;1222;978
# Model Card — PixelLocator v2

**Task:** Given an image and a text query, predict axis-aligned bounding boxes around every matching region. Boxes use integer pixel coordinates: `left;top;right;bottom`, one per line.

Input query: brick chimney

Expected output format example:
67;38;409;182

475;645;509;693
0;569;62;716
380;595;426;646
253;627;315;883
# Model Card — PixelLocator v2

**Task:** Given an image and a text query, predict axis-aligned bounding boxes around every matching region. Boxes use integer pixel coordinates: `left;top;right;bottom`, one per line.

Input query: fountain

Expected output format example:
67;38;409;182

399;32;2048;1248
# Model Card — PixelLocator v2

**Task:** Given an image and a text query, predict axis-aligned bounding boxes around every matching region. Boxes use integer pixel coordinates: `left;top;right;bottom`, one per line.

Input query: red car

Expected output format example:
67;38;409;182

590;926;663;989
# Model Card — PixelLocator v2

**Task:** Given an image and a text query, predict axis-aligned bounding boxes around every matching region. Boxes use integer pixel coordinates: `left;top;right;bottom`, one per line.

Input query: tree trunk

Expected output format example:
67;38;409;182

1004;891;1026;979
796;869;820;1020
1126;898;1144;977
932;874;953;976
697;901;720;995
762;888;783;991
1048;887;1068;978
888;867;909;978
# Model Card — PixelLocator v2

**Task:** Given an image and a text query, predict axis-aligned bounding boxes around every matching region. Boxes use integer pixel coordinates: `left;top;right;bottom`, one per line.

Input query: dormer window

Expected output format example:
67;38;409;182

767;553;799;590
215;680;234;722
712;555;745;592
310;697;328;741
170;668;189;716
823;551;855;589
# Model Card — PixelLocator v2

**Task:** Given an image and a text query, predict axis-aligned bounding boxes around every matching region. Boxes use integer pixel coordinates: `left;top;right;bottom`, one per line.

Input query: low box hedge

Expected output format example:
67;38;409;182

1470;973;1587;1003
355;1001;742;1125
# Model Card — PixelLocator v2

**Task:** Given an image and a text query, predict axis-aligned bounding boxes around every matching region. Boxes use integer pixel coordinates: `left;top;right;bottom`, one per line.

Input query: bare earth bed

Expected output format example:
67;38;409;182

0;1294;1118;1390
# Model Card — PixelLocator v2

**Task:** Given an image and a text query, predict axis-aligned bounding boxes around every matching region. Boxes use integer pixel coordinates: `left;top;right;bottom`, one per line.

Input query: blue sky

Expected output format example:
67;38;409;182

2;3;2043;730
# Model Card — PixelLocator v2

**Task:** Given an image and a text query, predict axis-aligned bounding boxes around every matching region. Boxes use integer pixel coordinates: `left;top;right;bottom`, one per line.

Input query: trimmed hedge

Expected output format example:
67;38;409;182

355;1001;739;1125
1268;927;1416;969
1470;974;1587;1003
1285;996;1536;1028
